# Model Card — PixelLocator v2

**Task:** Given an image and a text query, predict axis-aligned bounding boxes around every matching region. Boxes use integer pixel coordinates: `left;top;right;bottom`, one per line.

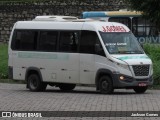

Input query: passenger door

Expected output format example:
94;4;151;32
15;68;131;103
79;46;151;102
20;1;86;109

79;31;98;84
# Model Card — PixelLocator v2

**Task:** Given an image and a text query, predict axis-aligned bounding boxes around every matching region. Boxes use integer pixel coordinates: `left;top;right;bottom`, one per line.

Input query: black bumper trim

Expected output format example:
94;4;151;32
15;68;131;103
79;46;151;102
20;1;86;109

112;74;153;88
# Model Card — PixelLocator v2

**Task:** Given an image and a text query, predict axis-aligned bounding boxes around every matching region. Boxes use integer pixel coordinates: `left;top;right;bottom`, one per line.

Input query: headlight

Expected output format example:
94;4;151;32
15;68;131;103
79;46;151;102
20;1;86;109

115;62;130;71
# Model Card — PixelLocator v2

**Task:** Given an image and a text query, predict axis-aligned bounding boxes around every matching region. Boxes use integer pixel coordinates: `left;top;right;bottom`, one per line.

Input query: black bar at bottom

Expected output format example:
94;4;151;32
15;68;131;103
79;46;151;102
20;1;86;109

0;111;160;117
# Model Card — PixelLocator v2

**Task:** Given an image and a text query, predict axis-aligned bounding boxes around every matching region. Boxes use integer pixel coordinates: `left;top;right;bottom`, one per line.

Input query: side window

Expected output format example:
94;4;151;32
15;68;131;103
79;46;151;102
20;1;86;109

38;31;58;52
11;30;37;51
80;30;104;55
59;31;79;52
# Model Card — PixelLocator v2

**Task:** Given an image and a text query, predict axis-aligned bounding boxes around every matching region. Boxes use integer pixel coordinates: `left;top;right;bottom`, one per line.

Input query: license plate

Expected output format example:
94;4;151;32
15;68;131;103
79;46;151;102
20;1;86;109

138;83;147;87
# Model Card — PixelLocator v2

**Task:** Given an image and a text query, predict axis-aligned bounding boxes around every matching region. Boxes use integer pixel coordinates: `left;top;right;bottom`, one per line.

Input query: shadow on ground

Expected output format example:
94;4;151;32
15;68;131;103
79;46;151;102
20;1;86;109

20;88;150;95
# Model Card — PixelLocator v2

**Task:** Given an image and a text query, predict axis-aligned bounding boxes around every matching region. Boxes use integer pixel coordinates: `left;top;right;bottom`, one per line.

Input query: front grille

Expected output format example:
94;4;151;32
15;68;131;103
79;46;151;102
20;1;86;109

132;65;150;76
136;79;148;81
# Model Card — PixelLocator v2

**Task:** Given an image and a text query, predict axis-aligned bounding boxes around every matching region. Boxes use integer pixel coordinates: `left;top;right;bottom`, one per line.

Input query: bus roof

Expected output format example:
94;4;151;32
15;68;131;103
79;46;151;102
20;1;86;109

82;11;142;18
14;20;130;33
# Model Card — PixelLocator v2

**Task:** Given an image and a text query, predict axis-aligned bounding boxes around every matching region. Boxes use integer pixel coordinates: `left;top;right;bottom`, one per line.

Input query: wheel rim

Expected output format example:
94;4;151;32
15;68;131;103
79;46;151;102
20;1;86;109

101;80;109;91
30;77;38;89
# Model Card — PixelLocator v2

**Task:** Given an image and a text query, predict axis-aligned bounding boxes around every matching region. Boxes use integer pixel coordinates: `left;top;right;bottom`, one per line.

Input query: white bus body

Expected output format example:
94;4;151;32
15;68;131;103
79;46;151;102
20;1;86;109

8;18;153;94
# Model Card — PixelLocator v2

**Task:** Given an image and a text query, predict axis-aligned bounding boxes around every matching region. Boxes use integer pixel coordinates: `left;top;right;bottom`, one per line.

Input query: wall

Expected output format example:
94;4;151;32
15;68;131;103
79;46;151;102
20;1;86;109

0;0;126;42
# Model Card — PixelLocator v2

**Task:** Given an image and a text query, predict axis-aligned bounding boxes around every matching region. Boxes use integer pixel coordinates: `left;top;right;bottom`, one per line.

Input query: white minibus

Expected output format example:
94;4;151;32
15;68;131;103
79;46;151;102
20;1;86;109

8;16;153;94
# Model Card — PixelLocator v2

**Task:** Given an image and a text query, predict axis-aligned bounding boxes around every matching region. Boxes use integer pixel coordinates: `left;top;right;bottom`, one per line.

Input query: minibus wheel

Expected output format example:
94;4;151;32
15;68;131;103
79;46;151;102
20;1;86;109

133;86;148;94
27;74;47;92
59;84;76;91
99;76;113;94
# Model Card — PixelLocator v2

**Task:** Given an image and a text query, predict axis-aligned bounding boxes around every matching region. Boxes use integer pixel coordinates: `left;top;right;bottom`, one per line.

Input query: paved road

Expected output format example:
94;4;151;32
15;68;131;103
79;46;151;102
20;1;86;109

0;83;160;120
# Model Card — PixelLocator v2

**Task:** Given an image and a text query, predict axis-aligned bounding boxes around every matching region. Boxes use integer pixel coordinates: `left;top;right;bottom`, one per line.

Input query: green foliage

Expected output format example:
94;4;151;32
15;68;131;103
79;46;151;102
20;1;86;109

144;44;160;85
0;79;26;84
124;0;160;32
0;44;8;79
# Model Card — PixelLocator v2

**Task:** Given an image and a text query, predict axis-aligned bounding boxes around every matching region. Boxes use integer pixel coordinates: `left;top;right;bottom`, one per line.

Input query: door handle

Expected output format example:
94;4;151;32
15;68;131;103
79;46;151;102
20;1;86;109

61;69;67;71
40;67;45;70
84;70;90;72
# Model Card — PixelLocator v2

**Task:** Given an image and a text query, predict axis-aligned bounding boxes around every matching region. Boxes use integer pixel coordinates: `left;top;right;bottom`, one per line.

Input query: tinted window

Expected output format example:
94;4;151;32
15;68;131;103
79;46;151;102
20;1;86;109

79;31;98;54
12;30;37;51
39;31;58;52
59;31;79;52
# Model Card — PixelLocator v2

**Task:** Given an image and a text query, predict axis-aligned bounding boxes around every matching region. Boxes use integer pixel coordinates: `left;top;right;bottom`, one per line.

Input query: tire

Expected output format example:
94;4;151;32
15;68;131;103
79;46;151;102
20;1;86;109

99;76;114;94
133;86;148;94
59;84;76;91
27;74;47;92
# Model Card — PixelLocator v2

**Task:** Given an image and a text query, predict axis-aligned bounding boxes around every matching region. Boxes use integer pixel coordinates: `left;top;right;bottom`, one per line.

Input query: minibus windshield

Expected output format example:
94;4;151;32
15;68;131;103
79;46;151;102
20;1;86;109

100;32;144;54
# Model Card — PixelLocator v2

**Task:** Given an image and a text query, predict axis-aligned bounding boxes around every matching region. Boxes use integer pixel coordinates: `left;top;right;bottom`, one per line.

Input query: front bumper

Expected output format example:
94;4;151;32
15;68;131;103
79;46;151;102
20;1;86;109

112;74;153;88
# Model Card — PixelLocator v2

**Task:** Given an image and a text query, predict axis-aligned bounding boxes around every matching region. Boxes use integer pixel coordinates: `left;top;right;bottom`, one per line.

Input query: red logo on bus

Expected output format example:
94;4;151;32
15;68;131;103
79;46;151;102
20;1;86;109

102;26;127;32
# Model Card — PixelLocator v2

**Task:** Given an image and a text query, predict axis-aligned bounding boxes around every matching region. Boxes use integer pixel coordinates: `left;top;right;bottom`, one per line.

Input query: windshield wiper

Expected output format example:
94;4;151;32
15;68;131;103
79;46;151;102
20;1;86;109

131;51;143;54
119;51;143;54
110;51;143;54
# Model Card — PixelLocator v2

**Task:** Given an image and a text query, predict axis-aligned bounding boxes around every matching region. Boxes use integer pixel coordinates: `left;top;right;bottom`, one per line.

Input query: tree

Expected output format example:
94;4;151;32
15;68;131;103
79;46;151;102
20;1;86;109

124;0;160;33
